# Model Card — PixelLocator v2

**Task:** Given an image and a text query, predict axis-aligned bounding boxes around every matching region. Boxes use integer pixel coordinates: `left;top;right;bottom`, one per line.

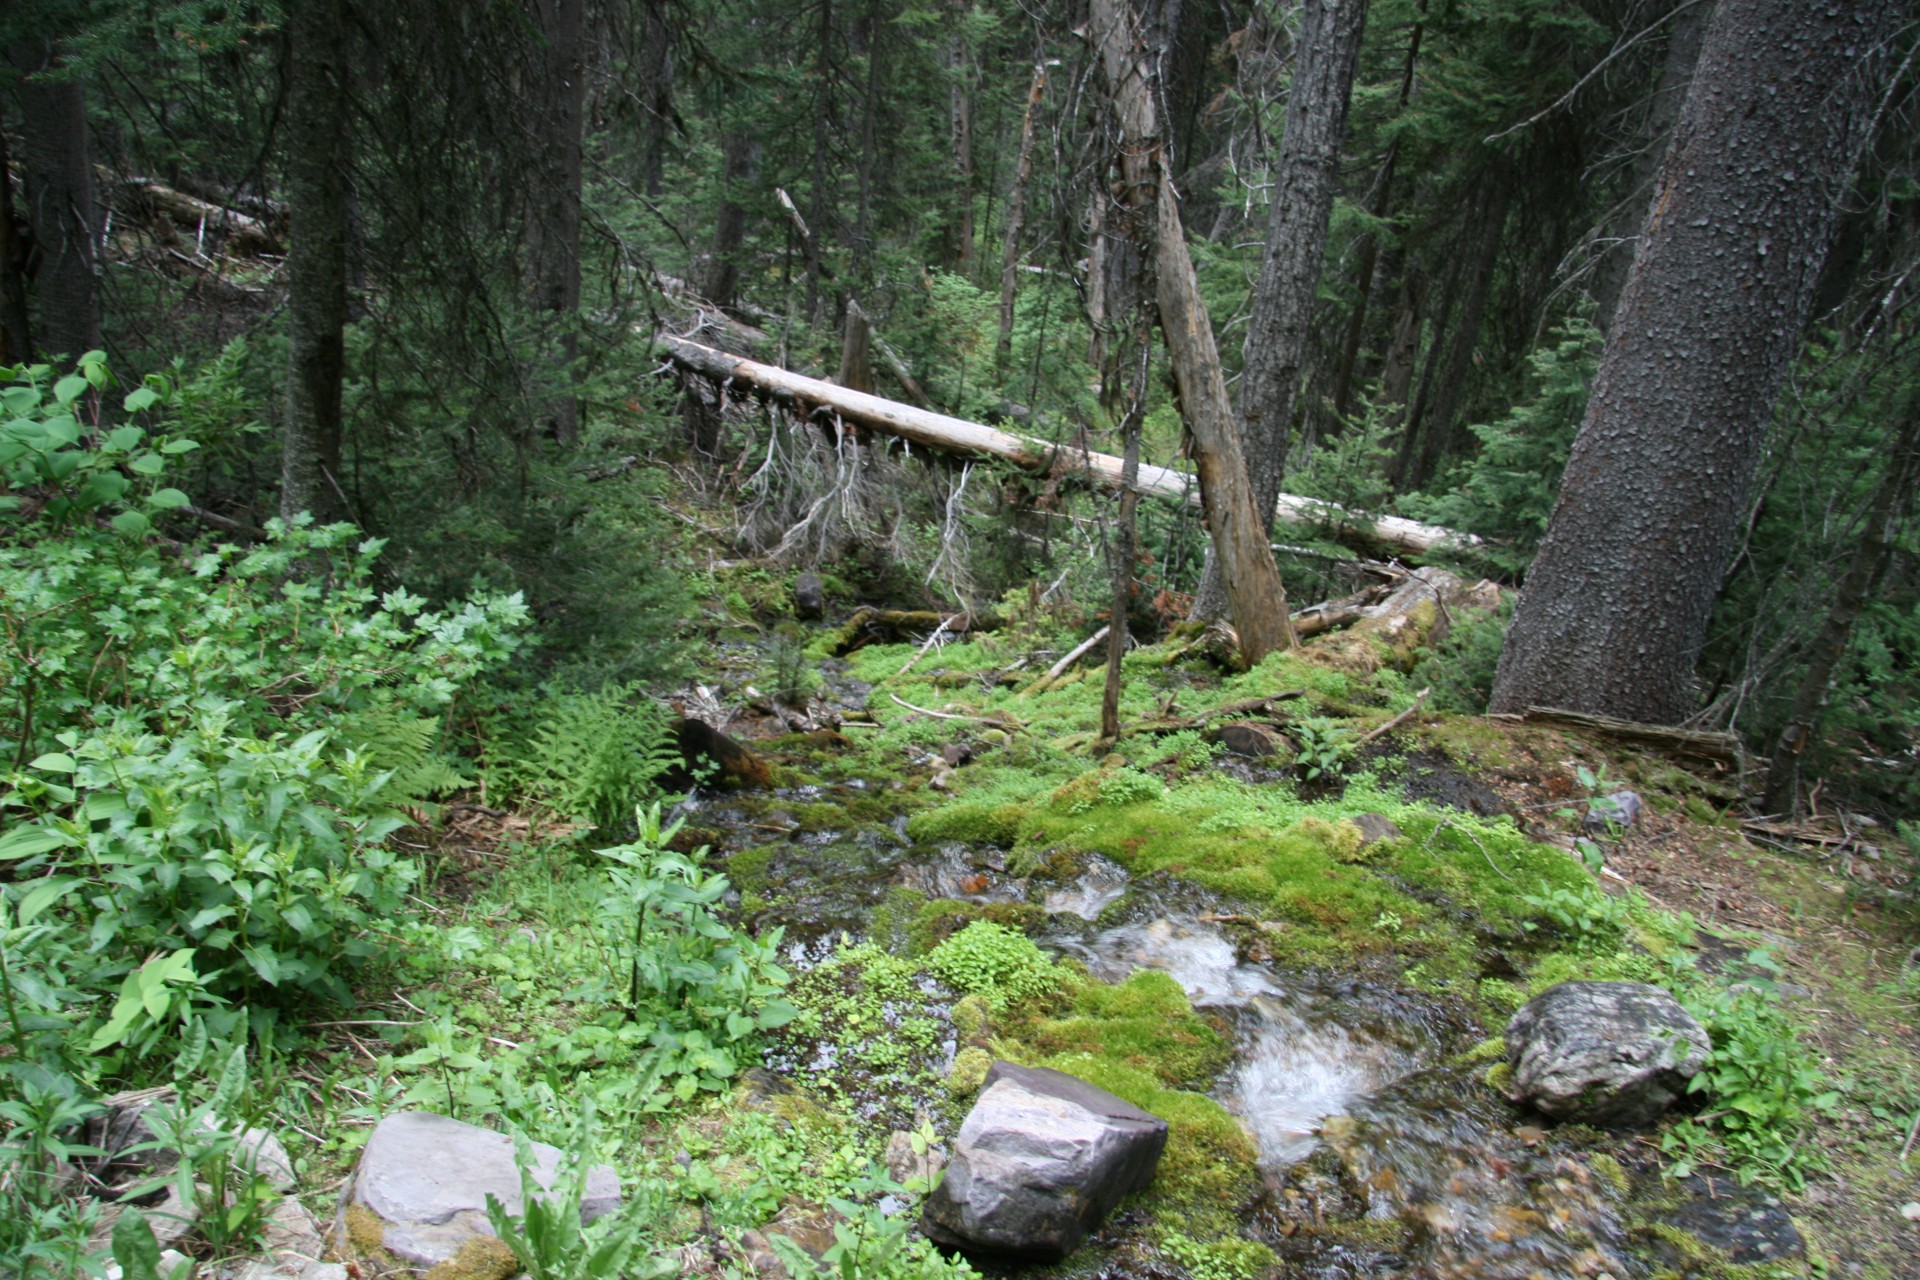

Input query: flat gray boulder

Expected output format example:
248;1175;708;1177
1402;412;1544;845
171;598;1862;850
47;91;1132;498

920;1062;1167;1261
1506;981;1710;1128
339;1111;621;1267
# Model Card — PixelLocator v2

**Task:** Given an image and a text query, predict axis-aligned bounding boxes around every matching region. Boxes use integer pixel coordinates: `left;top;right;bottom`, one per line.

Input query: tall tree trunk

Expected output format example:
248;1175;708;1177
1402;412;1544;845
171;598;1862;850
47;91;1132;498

949;11;975;277
1410;177;1509;488
281;0;351;522
1490;0;1905;723
1100;345;1150;748
0;118;33;364
1390;230;1466;488
8;37;99;364
995;62;1048;374
1193;0;1368;619
1591;0;1713;332
525;0;586;445
1089;0;1294;664
704;131;758;308
1332;11;1422;418
1761;409;1920;812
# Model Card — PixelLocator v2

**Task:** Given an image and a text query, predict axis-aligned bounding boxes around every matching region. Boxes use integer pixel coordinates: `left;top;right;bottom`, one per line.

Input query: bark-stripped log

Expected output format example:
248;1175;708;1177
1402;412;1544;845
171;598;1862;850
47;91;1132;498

657;334;1478;557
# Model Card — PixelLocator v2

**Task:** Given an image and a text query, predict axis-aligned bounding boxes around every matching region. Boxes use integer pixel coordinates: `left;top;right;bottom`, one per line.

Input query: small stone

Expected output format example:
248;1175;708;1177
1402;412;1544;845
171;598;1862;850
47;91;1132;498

793;572;826;619
1214;723;1277;757
883;1129;945;1189
940;742;973;767
1584;791;1643;832
1901;1201;1920;1222
1348;813;1404;847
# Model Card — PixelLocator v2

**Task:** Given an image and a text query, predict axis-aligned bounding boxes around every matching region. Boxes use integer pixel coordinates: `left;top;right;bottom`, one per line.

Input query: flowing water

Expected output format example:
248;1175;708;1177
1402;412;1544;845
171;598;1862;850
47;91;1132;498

683;767;1642;1277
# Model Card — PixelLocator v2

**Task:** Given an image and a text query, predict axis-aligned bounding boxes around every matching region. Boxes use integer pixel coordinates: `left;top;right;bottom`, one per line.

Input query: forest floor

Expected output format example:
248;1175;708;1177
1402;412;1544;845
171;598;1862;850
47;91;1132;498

290;566;1920;1280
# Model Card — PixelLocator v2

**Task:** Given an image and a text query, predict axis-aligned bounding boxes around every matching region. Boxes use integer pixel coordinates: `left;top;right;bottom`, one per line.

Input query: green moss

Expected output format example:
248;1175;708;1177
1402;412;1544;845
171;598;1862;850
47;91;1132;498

910;898;1047;953
950;994;992;1044
724;844;775;894
949;1046;994;1096
907;801;1028;846
1484;1061;1513;1094
1015;971;1233;1089
1456;1036;1506;1065
421;1236;520;1280
343;1204;389;1258
1589;1152;1630;1196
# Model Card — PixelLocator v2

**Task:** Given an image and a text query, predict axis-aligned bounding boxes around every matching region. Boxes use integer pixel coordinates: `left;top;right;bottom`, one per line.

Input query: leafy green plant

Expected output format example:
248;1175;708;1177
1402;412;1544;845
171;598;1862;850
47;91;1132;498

767;633;822;705
1518;883;1628;946
926;921;1060;1011
123;1044;281;1261
1667;959;1839;1190
484;1101;676;1280
769;1159;976;1280
111;1209;195;1280
1160;1231;1274;1280
0;1075;105;1280
593;805;798;1102
1291;717;1354;782
492;684;679;827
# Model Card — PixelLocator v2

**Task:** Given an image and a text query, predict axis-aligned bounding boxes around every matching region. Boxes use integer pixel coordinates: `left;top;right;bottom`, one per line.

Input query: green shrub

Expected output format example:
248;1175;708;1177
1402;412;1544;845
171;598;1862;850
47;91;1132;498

927;921;1061;1010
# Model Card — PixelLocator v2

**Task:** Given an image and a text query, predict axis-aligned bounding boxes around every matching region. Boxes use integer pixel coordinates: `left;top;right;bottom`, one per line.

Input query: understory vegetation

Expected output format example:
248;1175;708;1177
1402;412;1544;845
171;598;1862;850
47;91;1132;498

6;0;1920;1276
8;347;1913;1275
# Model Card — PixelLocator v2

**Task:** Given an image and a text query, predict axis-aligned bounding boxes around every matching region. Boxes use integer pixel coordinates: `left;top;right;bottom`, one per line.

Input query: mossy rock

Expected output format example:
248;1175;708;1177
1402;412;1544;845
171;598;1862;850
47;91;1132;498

1014;971;1233;1090
909;898;1046;953
421;1237;519;1280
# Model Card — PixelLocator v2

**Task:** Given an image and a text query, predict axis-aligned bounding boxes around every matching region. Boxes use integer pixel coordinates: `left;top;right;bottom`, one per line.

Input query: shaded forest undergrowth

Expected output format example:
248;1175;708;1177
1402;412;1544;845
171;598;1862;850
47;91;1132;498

6;378;1919;1280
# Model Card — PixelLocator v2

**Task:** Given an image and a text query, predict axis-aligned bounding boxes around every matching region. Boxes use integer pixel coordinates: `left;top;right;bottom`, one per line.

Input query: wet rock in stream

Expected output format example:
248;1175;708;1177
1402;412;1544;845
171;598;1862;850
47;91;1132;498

1315;1067;1632;1279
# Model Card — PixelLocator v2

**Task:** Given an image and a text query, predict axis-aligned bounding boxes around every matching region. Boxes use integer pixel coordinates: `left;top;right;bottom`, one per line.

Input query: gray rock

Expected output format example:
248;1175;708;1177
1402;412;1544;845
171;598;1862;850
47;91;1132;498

794;572;826;619
1667;1173;1804;1265
1505;981;1709;1128
1584;790;1643;832
1348;813;1403;848
339;1111;621;1267
87;1089;294;1192
920;1062;1167;1261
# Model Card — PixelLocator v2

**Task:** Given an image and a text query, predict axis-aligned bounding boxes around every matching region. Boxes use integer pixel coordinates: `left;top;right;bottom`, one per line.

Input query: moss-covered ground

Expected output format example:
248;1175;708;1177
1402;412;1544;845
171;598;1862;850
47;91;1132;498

296;598;1919;1280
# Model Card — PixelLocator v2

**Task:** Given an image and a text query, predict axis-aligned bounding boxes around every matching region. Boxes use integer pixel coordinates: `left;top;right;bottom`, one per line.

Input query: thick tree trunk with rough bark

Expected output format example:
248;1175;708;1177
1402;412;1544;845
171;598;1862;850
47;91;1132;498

8;38;99;364
1089;0;1294;663
525;0;586;445
1490;0;1905;723
1194;0;1368;618
280;0;351;523
1591;0;1713;332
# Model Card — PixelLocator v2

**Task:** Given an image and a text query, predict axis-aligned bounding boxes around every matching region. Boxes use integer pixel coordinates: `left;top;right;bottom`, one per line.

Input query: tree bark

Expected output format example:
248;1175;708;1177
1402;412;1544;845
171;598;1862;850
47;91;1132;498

1193;0;1368;618
0;116;33;364
995;62;1048;374
703;130;759;308
1490;0;1906;723
1088;0;1294;664
280;0;351;523
949;5;975;277
1590;0;1713;332
525;0;587;445
1761;408;1920;812
8;37;99;364
1410;177;1509;488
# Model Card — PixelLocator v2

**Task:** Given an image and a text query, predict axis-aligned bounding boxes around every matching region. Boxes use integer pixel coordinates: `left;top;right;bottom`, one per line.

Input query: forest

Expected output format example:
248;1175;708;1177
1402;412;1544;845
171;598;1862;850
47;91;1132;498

4;0;1920;1278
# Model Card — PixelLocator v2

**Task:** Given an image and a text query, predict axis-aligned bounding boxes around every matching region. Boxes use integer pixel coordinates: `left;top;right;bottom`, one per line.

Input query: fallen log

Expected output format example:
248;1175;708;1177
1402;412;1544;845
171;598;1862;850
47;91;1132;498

121;176;282;254
1518;707;1760;772
655;335;1480;559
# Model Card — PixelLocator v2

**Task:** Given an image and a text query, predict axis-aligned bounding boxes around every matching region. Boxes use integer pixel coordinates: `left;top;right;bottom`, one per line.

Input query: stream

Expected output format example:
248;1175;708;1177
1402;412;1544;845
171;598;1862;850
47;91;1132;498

670;649;1650;1277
